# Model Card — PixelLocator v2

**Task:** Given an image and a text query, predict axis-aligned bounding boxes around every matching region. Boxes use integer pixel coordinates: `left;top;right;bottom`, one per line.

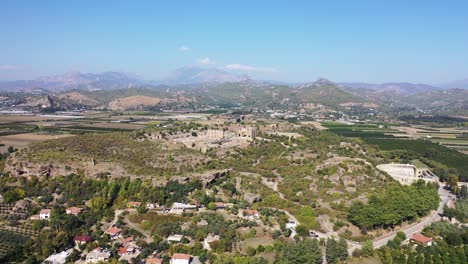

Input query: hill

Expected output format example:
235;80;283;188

5;132;209;177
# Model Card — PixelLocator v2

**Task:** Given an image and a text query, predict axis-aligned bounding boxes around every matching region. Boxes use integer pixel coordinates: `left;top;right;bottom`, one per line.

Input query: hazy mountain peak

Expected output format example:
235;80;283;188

161;66;249;85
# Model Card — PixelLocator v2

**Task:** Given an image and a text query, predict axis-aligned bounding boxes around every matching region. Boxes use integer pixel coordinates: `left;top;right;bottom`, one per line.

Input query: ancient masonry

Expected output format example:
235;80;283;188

376;163;438;185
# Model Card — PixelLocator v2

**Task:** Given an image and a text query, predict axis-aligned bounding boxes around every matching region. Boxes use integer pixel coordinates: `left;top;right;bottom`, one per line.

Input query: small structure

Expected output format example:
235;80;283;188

243;209;260;220
285;220;297;229
411;234;432;246
127;201;143;208
39;209;51;219
215;202;225;210
105;227;122;239
170;253;192;264
118;247;134;256
86;248;111;263
170;202;197;213
74;235;92;246
146;203;159;209
146;257;163;264
167;234;184;243
203;234;220;251
66;207;83;216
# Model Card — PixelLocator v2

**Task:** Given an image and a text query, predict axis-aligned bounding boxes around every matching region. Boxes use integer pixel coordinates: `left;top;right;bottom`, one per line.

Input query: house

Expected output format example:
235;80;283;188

105;227;122;239
167;234;184;243
74;235;92;246
411;234;432;246
170;253;192;264
203;234;220;251
118;246;136;256
146;257;163;264
39;209;51;219
170;202;197;213
66;207;83;215
86;249;111;263
243;209;260;220
127;201;142;208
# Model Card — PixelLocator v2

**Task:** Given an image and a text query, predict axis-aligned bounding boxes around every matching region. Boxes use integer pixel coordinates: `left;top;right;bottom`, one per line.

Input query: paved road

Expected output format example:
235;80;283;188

313;183;452;253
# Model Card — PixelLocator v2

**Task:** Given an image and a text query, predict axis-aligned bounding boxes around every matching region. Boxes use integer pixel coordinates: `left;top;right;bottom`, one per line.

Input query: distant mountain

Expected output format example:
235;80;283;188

0;71;144;93
160;66;250;85
439;79;468;89
340;82;442;95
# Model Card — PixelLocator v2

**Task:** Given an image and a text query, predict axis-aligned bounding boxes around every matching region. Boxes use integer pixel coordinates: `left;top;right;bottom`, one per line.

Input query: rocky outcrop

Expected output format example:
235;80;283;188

243;193;262;204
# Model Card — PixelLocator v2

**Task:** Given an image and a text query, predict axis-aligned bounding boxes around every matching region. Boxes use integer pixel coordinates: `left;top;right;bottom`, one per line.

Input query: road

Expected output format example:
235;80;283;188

308;183;452;253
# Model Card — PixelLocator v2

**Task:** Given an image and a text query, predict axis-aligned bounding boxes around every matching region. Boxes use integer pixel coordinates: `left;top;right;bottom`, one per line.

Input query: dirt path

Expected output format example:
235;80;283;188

124;211;153;243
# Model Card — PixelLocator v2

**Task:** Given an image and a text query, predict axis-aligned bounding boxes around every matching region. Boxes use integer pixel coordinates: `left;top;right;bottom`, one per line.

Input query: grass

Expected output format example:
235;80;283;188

128;212;187;234
20;132;208;176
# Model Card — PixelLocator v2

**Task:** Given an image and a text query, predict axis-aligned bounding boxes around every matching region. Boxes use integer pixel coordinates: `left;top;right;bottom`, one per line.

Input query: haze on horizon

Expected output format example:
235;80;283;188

1;0;467;84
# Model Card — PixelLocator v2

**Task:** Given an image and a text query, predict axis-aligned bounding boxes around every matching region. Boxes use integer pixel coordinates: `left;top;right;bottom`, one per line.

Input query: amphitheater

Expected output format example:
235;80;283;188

376;163;438;185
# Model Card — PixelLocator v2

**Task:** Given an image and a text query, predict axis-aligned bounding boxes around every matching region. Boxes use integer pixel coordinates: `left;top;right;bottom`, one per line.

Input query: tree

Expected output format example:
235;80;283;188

137;204;148;214
277;239;322;264
207;202;217;211
326;237;348;264
295;225;309;237
361;240;374;257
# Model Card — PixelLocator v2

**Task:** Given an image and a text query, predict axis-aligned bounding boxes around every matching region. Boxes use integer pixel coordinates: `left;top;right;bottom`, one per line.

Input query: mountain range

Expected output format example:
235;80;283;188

1;67;467;94
0;68;467;115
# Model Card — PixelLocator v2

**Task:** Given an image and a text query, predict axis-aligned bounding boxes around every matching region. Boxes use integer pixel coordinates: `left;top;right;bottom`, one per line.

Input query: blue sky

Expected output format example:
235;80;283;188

1;0;467;83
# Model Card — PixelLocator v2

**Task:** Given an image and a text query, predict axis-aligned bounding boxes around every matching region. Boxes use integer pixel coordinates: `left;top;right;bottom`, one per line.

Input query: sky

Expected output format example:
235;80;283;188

1;0;467;83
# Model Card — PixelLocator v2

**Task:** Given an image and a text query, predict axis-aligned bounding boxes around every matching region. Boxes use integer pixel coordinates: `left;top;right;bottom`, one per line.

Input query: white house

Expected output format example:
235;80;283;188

167;234;184;243
170;253;192;264
39;209;51;219
86;249;111;263
170;203;197;214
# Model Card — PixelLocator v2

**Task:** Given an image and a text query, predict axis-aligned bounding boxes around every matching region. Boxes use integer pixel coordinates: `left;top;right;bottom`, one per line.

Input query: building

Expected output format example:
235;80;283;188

411;234;433;246
146;203;159;209
105;227;122;239
170;253;192;264
376;163;438;185
167;234;184;243
236;126;257;139
146;257;163;264
118;247;136;256
74;235;92;246
243;209;260;220
66;207;83;215
170;202;197;213
203;234;220;251
86;249;111;263
127;201;143;208
39;209;51;219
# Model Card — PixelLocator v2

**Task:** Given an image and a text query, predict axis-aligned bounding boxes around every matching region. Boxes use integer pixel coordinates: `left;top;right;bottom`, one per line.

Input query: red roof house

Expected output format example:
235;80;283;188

105;227;122;239
411;234;432;246
74;235;92;245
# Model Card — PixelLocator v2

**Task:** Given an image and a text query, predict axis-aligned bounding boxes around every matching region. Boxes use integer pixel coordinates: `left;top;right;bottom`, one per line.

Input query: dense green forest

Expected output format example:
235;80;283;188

348;181;440;230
